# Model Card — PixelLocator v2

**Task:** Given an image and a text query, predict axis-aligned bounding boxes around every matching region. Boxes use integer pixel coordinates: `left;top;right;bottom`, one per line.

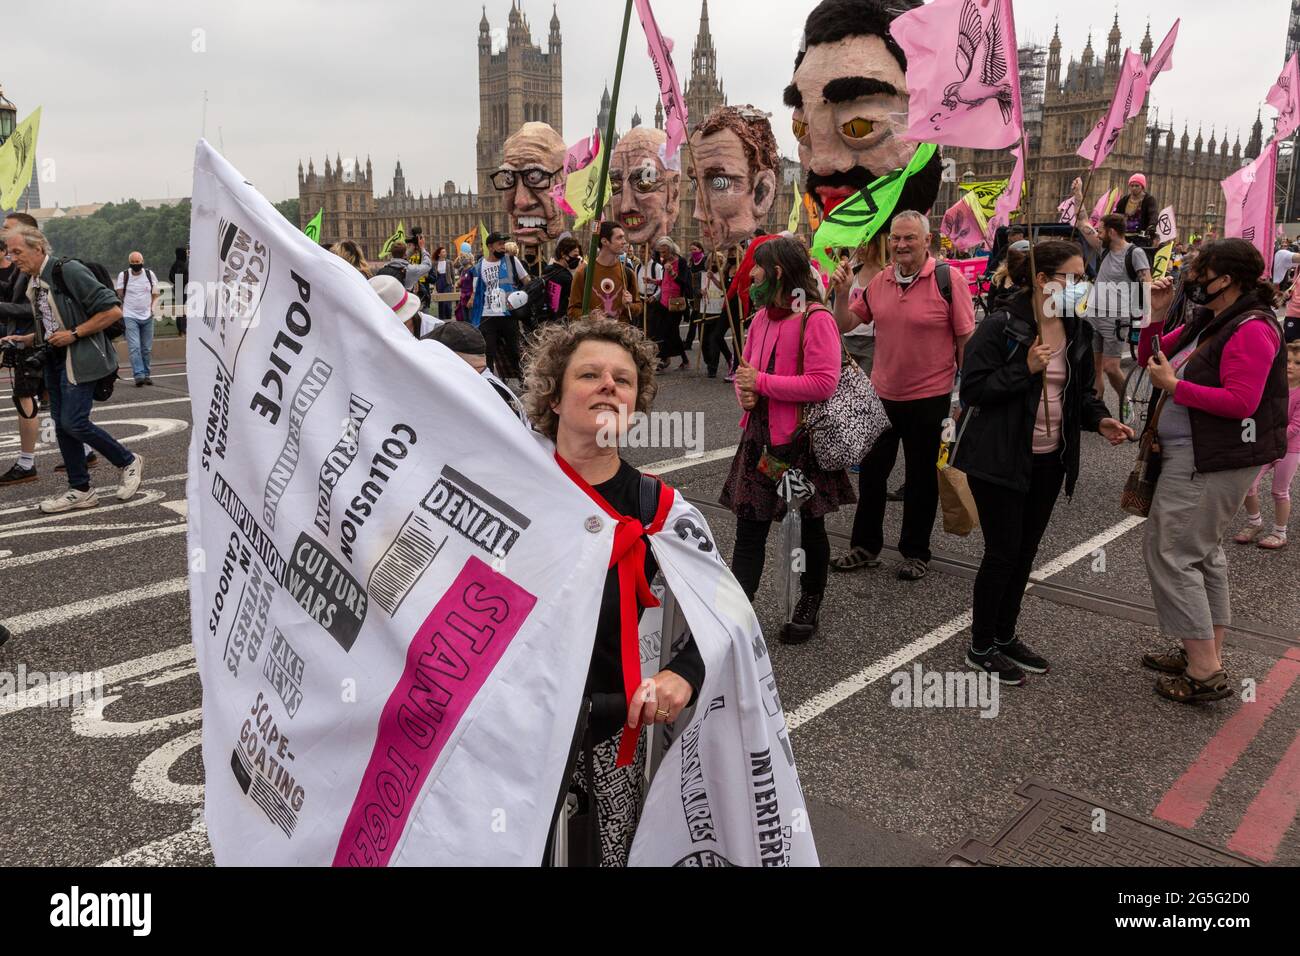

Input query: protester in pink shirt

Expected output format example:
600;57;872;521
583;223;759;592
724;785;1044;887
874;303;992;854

1136;239;1291;704
829;210;975;581
721;236;853;645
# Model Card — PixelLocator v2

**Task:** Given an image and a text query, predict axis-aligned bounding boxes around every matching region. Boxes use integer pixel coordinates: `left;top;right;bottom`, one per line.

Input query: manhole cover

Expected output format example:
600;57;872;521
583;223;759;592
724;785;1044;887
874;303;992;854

945;780;1256;867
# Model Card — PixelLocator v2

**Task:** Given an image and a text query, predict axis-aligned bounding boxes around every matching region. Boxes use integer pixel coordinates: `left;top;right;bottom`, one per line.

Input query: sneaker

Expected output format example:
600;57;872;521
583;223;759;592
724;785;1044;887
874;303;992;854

966;648;1026;686
0;462;38;486
887;484;906;502
897;558;929;581
780;592;823;645
724;371;736;384
39;488;99;513
997;638;1049;674
55;453;99;472
143;378;154;386
117;453;144;501
134;379;146;388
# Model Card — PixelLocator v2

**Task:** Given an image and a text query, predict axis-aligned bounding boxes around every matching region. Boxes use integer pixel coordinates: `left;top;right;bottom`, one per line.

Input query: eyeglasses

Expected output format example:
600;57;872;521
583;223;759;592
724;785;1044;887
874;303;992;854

490;167;561;191
1051;272;1086;284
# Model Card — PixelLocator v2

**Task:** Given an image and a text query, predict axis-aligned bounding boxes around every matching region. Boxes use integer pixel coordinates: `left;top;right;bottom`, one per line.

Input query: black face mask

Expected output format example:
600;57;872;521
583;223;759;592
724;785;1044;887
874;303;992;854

130;263;144;273
566;256;580;269
1184;276;1224;306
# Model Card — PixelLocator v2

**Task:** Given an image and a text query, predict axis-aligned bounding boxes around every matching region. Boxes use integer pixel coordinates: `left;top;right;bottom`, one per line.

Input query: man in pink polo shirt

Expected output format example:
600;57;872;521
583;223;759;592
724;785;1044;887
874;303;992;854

830;210;975;580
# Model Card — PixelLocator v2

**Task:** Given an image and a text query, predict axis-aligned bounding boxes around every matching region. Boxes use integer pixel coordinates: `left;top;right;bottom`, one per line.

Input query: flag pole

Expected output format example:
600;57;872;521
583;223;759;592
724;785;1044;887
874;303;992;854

1017;126;1053;435
581;0;634;315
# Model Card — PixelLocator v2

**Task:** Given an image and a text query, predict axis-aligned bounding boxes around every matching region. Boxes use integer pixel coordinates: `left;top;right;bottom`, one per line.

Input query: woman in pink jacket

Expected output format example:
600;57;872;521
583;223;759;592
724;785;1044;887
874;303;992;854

1137;239;1290;703
720;236;853;644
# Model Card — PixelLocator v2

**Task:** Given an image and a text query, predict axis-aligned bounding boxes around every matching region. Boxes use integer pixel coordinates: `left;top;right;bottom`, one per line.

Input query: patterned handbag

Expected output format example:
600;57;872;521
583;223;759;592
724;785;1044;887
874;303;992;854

797;307;890;471
1120;393;1167;517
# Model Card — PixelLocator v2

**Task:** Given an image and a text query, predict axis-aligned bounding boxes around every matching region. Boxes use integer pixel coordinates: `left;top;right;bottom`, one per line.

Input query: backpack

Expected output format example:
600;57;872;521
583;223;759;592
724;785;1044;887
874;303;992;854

375;261;408;285
1100;244;1142;283
51;258;126;340
934;261;953;305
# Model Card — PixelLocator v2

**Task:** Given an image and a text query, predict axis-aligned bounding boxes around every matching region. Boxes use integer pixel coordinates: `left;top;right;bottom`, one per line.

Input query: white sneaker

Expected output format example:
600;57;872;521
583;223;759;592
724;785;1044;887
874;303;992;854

39;488;99;513
118;453;144;501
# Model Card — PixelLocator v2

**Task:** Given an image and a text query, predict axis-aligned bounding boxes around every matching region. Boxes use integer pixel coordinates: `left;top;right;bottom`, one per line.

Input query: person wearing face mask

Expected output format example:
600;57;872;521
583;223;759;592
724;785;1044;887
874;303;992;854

425;320;530;425
1136;239;1289;704
721;236;853;644
953;240;1133;684
115;252;159;386
542;236;582;325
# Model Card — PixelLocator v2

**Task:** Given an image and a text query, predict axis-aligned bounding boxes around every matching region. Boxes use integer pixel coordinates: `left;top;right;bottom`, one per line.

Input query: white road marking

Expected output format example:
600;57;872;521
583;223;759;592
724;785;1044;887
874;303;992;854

0;472;187;512
0;489;166;528
0;396;191;424
644;445;738;475
99;819;210;867
130;729;204;805
161;501;189;518
0;578;189;651
72;690;201;739
786;516;1147;730
0;371;189;401
0;523;185;569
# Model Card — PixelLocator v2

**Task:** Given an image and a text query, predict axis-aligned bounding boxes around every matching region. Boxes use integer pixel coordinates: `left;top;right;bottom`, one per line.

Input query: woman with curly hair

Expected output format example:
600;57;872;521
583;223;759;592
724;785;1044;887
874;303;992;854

523;317;704;866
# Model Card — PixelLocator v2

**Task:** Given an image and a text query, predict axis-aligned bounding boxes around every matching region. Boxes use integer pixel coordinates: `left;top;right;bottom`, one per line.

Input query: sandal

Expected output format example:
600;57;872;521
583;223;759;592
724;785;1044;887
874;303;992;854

831;546;881;572
1257;532;1288;550
1141;646;1188;675
897;558;930;581
1233;523;1265;545
1155;669;1234;704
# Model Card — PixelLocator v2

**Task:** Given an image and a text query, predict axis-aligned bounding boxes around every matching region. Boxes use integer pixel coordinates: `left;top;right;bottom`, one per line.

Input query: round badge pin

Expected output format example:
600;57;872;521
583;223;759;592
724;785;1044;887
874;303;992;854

585;516;604;533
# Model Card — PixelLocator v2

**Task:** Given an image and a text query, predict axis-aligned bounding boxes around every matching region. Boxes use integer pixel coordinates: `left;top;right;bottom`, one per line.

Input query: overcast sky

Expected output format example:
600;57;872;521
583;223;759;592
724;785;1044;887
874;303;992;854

5;0;1293;207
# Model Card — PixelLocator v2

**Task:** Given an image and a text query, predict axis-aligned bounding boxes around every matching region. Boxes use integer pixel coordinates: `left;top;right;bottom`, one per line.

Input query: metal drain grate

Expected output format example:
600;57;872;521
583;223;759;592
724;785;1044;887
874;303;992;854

945;780;1257;867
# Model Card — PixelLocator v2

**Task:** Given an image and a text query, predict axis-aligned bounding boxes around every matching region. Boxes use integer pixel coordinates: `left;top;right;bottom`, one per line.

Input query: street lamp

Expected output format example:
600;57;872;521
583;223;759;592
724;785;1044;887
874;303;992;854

1204;201;1218;237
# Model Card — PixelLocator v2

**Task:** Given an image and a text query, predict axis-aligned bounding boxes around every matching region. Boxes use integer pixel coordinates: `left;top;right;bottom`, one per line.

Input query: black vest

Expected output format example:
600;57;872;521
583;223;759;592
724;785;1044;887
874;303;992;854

1171;297;1288;473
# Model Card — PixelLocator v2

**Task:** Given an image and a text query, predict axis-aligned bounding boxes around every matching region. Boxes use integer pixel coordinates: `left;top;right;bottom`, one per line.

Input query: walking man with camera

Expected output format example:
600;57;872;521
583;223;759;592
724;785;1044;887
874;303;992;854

4;225;143;512
0;213;44;485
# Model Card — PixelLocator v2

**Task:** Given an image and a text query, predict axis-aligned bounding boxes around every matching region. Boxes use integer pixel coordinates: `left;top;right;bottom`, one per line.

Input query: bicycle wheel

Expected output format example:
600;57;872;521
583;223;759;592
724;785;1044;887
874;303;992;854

1120;362;1152;430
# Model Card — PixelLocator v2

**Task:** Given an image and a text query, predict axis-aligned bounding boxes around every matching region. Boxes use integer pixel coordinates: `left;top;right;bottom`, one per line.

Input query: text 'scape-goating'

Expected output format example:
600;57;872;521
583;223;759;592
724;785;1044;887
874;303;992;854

187;140;816;866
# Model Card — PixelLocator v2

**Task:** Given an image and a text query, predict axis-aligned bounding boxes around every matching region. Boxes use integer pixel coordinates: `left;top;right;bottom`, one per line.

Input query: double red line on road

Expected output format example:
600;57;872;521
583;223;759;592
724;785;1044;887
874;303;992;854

1154;648;1300;862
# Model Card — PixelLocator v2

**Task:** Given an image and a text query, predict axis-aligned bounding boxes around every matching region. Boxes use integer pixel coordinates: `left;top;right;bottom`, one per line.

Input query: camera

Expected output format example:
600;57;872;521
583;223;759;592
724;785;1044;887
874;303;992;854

0;340;51;371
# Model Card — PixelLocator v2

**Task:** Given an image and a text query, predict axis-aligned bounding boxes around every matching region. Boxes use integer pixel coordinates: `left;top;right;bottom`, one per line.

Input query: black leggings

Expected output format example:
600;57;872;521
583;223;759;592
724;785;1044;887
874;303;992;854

702;312;735;373
731;513;830;602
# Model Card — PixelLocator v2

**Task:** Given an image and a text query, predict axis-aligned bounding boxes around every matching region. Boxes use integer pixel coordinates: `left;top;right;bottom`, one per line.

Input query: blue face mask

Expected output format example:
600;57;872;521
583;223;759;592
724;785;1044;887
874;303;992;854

618;253;627;264
1052;281;1089;318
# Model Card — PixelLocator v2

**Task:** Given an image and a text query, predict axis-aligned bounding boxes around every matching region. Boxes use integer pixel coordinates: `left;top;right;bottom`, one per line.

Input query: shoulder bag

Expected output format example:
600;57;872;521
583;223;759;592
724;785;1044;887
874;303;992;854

796;305;889;471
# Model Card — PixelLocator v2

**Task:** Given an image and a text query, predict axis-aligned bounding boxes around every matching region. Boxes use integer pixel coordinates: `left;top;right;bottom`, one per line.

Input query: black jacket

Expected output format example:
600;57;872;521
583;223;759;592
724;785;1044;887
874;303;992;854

952;290;1111;497
0;267;32;335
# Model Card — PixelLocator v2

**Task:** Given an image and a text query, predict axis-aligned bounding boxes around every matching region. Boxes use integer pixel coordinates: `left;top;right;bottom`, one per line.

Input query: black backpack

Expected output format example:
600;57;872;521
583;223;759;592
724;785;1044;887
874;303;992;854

375;261;408;285
51;258;126;340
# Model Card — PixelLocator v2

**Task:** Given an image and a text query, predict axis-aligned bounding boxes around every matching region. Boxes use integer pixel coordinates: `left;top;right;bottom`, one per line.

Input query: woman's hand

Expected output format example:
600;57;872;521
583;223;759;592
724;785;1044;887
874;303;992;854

46;329;76;348
829;261;852;296
733;357;757;392
1026;342;1053;374
1098;418;1135;445
1148;276;1176;324
628;672;693;729
738;389;758;411
1147;351;1178;392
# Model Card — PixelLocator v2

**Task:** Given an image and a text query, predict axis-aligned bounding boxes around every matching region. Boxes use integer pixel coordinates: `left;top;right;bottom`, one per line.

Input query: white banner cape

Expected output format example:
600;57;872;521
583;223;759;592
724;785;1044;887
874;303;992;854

187;141;816;866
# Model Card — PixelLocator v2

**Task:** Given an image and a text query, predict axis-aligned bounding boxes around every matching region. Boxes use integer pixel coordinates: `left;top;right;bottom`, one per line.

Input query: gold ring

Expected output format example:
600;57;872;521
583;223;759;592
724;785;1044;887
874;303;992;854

655;708;670;720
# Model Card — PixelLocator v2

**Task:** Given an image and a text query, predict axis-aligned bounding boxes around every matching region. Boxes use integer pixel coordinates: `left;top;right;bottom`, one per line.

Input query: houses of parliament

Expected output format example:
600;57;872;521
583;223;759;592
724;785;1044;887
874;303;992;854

298;5;1262;257
296;1;802;257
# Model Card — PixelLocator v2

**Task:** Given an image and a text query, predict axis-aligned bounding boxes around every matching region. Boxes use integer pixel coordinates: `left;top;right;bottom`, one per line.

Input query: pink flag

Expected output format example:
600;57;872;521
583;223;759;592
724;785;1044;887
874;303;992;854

633;0;689;159
941;196;985;253
891;0;1023;149
1090;187;1119;227
1223;141;1279;267
1077;50;1148;168
1145;19;1179;86
1268;52;1300;141
985;144;1024;244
